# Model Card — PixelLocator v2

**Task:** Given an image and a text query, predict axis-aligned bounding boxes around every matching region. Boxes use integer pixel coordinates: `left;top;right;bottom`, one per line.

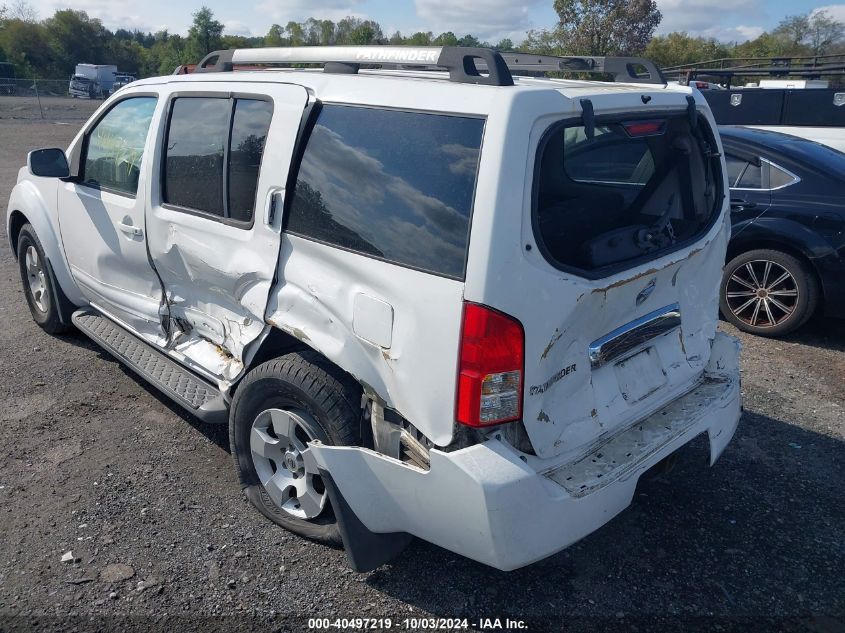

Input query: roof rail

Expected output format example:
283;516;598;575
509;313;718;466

195;46;513;86
499;53;666;85
193;46;665;86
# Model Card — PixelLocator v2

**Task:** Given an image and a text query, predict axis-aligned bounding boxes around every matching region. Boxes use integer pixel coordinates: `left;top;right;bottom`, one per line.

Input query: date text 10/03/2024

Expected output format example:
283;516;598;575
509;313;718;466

307;618;529;630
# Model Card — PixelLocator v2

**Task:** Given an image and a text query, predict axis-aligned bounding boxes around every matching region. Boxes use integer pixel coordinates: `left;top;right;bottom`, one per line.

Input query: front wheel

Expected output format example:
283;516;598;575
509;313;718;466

229;351;362;545
720;249;818;337
17;224;74;335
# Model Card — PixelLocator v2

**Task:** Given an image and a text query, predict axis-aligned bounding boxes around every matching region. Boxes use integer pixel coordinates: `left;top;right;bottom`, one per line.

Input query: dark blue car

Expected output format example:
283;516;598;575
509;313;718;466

719;126;845;336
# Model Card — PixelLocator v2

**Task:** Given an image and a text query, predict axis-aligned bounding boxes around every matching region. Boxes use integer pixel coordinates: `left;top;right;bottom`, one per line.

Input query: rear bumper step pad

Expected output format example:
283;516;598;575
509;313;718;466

72;309;228;424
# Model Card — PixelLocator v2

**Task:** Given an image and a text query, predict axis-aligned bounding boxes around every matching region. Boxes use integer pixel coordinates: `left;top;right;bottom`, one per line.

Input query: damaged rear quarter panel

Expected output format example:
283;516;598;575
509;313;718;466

265;234;466;446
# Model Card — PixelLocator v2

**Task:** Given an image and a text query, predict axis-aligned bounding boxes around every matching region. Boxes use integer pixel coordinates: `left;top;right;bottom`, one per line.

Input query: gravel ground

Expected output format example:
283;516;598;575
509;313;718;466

0;119;843;633
0;95;100;121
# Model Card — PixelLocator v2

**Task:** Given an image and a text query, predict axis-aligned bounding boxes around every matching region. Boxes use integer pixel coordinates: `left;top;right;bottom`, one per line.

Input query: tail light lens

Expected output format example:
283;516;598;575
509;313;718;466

456;302;524;427
621;119;666;137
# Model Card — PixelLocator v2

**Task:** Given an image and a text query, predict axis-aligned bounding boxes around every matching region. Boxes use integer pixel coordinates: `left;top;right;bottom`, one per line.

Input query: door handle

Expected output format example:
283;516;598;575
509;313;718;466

264;189;283;230
118;221;143;237
730;199;757;211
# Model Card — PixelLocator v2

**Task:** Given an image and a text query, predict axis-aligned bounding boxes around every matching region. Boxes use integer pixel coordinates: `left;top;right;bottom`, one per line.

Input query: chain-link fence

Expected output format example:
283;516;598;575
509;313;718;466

0;79;102;121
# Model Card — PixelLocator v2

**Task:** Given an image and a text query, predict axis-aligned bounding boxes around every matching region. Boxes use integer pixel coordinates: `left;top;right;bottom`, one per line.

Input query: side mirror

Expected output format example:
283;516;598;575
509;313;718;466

28;148;70;178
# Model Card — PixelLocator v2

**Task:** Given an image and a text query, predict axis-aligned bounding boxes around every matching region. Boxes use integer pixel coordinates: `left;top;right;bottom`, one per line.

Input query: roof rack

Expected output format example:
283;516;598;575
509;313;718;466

663;54;845;87
498;53;665;84
193;46;666;87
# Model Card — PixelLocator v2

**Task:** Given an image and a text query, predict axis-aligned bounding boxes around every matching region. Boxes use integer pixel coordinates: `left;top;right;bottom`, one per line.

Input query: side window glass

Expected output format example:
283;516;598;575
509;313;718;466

769;163;797;188
725;155;748;187
163;97;273;222
228;99;273;222
83;97;157;196
286;105;484;279
736;161;763;188
163;97;230;216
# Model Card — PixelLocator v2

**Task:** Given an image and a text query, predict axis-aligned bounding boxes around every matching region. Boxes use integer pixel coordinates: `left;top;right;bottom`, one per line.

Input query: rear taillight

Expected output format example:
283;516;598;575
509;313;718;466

456;302;524;428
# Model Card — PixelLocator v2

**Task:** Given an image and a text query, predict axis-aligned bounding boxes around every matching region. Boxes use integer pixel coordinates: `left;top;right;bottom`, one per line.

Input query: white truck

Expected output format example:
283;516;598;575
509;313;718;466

68;64;117;99
7;46;741;571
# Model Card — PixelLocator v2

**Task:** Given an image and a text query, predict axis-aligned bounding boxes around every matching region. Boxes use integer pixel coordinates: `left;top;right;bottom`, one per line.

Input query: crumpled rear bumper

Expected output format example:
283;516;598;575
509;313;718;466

310;332;742;571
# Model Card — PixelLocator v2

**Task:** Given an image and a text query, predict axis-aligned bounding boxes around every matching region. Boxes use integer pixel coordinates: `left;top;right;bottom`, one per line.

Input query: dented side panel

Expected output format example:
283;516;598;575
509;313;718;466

266;234;466;447
144;82;309;386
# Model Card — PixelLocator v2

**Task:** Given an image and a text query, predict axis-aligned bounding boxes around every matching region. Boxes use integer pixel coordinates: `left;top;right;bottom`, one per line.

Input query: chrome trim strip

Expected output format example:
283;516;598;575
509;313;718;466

589;303;681;368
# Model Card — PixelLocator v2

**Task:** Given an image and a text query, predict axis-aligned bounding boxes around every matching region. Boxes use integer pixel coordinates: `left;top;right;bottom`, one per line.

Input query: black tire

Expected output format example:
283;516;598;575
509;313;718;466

17;224;74;335
720;249;818;337
229;351;362;545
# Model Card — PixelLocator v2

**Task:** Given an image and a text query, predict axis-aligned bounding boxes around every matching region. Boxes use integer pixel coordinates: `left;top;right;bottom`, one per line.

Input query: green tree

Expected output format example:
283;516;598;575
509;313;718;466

644;32;731;68
433;31;459;46
43;10;108;75
806;11;844;55
0;17;51;75
772;14;811;51
285;21;305;46
264;24;285;47
186;6;223;60
319;20;335;45
494;38;514;51
531;0;662;56
406;31;433;46
147;31;187;75
349;24;376;45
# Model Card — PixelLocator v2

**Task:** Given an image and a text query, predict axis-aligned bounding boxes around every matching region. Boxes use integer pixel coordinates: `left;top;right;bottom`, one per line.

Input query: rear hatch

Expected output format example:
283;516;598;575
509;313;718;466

513;89;726;460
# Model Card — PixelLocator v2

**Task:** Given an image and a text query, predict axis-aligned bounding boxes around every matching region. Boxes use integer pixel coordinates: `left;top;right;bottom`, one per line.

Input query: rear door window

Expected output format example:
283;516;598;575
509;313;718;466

286;104;484;280
163;96;273;223
164;98;229;216
228;99;274;222
725;155;748;187
736;162;763;188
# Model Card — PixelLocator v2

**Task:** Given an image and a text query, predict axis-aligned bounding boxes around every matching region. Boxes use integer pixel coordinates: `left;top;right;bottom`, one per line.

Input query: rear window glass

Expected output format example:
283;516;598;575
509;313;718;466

286;105;484;279
534;114;721;275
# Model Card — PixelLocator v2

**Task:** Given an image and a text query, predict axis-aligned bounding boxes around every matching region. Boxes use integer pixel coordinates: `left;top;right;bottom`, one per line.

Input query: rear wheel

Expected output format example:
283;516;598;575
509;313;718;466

229;351;362;545
17;224;74;335
720;249;818;337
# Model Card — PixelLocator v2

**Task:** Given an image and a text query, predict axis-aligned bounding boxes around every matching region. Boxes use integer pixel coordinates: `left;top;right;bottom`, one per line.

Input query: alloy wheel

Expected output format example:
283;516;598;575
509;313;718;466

250;408;327;520
24;245;50;314
724;259;799;328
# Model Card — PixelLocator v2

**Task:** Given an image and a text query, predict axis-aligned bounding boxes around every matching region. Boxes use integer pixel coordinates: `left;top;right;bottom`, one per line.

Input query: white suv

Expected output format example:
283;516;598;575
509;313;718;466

6;46;741;571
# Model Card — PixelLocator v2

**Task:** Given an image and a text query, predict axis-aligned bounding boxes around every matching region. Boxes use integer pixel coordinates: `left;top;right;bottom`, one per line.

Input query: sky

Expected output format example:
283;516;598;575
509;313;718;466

22;0;845;46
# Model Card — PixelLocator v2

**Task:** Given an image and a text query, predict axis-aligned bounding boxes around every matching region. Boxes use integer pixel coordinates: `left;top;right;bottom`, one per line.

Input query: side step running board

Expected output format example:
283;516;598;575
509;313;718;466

72;309;229;424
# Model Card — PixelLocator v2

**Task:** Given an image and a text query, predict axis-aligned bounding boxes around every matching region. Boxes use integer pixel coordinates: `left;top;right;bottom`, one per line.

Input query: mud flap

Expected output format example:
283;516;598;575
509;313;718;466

319;468;413;572
44;255;76;327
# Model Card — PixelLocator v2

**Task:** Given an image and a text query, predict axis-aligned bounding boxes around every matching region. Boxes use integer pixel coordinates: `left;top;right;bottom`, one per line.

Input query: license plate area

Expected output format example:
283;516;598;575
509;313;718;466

614;347;666;403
